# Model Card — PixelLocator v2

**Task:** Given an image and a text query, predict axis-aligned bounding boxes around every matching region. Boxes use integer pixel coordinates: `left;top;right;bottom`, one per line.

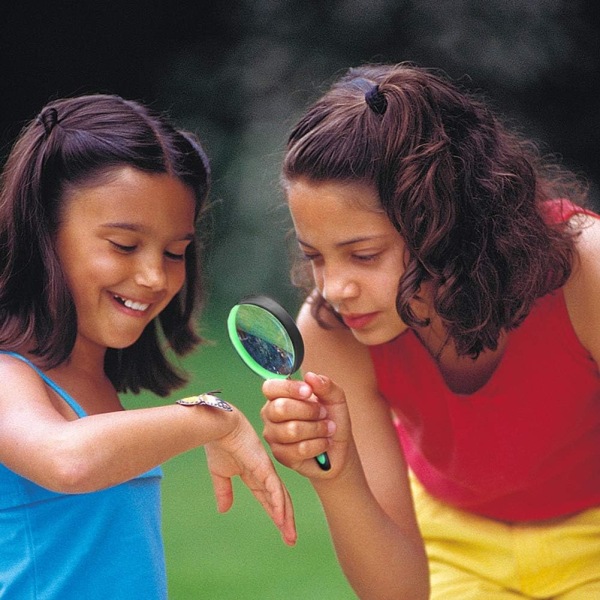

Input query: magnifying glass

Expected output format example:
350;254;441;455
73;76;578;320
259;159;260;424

227;295;331;471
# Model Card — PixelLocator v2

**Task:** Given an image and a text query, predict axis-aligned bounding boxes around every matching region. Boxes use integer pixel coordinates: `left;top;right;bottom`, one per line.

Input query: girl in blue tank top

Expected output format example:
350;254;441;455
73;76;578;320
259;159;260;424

0;95;296;599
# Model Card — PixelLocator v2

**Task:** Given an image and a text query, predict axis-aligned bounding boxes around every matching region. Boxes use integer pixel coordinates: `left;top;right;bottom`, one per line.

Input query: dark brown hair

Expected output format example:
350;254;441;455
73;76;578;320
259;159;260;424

0;94;211;395
284;63;588;357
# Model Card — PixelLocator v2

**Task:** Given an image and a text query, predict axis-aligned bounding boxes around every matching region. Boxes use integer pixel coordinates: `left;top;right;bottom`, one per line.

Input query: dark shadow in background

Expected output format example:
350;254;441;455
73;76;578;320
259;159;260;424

2;0;598;304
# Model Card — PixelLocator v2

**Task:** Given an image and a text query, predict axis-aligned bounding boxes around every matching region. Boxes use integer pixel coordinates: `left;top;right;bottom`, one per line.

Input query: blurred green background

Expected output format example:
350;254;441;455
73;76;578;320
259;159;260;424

122;302;355;599
2;1;599;598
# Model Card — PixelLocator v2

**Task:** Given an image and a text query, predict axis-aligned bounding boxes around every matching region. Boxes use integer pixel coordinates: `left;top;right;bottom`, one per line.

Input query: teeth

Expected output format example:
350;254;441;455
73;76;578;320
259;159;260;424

115;295;149;312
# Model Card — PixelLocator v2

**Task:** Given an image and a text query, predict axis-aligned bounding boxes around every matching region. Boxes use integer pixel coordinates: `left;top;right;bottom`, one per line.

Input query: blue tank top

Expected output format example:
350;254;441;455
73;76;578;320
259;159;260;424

0;352;166;599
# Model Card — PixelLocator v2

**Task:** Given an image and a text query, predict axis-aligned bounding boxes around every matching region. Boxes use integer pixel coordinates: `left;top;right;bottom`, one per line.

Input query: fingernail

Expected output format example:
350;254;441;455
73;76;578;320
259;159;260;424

327;420;336;435
318;406;327;419
298;383;311;397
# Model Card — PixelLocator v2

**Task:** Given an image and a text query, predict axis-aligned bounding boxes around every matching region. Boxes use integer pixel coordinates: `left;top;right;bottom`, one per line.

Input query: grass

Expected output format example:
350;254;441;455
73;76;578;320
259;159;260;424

122;303;356;599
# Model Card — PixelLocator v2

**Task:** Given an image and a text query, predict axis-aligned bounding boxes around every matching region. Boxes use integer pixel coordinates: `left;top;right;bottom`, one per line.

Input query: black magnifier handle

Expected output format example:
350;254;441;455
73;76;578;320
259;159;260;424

314;452;331;471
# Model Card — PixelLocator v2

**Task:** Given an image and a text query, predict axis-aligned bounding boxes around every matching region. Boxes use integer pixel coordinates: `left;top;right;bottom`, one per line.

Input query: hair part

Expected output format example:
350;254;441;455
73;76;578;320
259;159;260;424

284;63;588;357
0;94;211;395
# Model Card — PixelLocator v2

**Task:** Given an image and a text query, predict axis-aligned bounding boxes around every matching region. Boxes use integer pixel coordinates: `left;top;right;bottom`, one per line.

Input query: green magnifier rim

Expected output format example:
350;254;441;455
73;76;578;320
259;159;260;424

227;295;304;380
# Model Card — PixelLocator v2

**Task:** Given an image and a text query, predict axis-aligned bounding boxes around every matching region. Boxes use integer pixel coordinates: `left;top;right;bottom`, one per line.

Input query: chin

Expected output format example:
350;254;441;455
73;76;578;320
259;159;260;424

106;335;143;349
353;324;406;346
352;330;391;346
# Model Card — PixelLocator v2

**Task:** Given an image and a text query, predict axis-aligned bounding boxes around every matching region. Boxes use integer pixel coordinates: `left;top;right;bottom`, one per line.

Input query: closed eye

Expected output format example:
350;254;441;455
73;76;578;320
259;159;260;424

353;253;379;263
301;252;322;264
110;241;136;253
164;250;186;261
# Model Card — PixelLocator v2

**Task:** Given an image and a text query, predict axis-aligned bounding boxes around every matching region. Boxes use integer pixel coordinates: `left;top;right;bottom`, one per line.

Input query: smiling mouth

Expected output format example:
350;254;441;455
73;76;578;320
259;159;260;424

113;295;150;312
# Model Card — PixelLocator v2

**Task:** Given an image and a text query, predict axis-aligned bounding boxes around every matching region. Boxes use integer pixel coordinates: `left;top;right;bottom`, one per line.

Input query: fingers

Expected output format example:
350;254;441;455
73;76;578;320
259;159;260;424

212;468;297;546
262;378;313;402
261;373;342;446
239;465;297;547
262;372;346;408
261;385;336;465
206;420;297;546
281;485;297;546
263;410;335;445
303;372;347;407
261;474;297;547
265;395;327;423
261;373;351;477
210;472;234;514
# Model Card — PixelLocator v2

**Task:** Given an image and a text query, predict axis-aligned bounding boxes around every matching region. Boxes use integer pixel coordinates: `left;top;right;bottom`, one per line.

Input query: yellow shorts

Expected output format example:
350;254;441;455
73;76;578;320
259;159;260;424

410;473;600;599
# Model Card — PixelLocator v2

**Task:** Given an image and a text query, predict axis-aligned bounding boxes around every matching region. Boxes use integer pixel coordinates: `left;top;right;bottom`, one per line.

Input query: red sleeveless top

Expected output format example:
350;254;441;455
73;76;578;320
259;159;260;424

369;202;600;521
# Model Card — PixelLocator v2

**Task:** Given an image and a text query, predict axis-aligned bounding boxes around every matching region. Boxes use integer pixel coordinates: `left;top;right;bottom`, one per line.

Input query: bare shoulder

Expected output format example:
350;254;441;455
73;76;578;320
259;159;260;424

0;352;40;386
564;215;600;363
0;352;52;407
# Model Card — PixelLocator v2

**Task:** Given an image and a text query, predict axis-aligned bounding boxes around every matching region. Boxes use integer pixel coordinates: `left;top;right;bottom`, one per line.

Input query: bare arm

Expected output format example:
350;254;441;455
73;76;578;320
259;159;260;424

262;303;429;599
564;215;600;368
0;356;296;546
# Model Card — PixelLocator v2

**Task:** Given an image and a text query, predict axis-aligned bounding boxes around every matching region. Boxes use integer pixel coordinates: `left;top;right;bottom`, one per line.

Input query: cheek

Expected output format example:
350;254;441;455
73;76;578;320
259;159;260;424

170;264;188;295
311;266;324;290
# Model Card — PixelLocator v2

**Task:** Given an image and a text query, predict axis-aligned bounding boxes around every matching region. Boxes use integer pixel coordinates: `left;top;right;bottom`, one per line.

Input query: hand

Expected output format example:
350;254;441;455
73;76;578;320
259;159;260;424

204;412;297;547
261;372;353;479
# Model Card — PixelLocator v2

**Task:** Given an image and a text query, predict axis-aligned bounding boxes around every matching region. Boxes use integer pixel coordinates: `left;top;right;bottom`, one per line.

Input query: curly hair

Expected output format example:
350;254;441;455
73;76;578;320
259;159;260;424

283;63;588;358
0;94;211;395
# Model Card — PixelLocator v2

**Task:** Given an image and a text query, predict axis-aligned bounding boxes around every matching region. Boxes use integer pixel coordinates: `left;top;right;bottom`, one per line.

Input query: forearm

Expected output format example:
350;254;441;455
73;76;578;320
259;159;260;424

11;402;239;493
312;451;429;600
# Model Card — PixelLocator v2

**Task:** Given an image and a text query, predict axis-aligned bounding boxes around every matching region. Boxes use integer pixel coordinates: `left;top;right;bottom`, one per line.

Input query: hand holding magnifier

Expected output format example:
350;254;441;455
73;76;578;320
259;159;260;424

227;295;331;471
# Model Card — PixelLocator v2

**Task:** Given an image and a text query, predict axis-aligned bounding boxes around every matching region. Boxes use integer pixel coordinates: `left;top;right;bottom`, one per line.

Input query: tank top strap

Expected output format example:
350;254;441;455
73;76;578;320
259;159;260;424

0;351;87;418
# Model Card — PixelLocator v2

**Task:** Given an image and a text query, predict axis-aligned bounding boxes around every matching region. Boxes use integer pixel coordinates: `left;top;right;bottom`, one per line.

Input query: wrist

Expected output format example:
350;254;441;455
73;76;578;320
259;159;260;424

311;442;363;492
175;392;240;443
176;392;232;411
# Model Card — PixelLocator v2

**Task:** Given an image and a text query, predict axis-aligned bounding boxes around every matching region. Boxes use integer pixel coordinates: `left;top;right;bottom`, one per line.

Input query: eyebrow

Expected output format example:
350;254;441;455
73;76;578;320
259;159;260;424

297;235;386;249
101;222;195;241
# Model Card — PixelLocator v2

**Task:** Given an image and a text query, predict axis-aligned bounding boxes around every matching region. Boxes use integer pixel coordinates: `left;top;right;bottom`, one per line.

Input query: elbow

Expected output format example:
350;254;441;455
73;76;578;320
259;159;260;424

356;582;430;600
41;454;101;494
350;556;430;600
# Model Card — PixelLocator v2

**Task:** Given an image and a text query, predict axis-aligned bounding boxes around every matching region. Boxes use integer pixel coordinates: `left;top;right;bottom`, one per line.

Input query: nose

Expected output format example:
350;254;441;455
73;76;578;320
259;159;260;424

134;256;167;291
321;265;359;308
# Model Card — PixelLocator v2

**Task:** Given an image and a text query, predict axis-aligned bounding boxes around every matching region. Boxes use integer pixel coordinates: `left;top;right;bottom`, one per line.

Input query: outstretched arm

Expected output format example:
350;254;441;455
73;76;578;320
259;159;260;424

0;356;296;546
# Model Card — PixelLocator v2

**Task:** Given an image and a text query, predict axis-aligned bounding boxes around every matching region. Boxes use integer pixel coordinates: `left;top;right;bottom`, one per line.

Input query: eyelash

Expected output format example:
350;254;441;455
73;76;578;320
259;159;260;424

353;253;378;262
110;242;186;261
301;252;379;263
111;241;136;253
164;251;186;261
301;253;319;262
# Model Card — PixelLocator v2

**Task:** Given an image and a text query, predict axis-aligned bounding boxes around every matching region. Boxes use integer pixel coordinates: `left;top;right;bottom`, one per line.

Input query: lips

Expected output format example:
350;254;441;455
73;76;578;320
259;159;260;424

340;312;378;330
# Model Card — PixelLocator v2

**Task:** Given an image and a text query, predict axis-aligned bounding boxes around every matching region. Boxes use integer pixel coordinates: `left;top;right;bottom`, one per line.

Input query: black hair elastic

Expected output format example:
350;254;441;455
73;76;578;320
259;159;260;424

37;107;60;137
365;85;387;116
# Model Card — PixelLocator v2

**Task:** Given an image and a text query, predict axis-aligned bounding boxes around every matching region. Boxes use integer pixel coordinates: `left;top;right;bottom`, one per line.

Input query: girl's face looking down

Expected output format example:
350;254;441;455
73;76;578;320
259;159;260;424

287;178;409;346
55;166;196;356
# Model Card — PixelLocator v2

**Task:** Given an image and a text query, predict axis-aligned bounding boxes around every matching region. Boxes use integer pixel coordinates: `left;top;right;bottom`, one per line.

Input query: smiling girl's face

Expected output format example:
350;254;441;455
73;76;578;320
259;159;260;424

287;177;409;346
55;166;196;357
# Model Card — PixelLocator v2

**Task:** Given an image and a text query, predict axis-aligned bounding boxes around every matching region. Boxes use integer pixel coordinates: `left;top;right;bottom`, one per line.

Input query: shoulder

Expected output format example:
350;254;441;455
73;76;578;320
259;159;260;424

0;352;51;402
563;214;600;363
0;352;38;379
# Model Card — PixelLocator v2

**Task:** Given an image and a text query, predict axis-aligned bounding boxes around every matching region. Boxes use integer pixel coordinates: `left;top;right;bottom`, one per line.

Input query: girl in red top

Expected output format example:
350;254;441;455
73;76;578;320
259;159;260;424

260;63;600;599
